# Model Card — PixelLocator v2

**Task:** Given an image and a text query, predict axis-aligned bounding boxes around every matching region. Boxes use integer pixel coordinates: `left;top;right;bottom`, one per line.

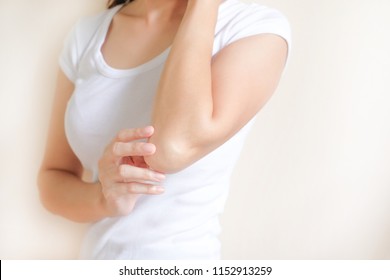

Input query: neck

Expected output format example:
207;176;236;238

121;0;187;23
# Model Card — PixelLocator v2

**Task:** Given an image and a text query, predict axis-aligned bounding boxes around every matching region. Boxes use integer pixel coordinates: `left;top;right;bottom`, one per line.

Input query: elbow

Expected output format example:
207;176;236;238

36;170;53;213
144;139;197;174
36;169;62;217
144;121;218;173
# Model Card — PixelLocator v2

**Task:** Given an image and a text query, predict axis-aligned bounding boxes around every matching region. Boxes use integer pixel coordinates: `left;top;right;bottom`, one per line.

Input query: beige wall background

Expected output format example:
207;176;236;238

0;0;389;259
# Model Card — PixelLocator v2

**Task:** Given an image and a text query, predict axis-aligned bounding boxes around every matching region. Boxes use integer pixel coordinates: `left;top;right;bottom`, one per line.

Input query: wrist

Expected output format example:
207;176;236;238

181;0;220;40
92;181;110;220
186;0;221;14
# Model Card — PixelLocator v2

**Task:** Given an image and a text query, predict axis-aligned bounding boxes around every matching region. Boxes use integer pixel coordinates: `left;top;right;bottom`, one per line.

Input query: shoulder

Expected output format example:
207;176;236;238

69;9;114;50
59;8;118;82
217;0;291;48
219;0;290;27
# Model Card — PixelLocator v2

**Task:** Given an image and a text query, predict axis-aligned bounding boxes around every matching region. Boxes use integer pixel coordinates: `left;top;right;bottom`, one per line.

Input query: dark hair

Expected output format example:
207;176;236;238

107;0;134;9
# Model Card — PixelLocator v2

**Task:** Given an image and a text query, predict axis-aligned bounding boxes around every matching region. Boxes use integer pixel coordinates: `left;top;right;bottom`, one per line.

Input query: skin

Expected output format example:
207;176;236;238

38;0;288;222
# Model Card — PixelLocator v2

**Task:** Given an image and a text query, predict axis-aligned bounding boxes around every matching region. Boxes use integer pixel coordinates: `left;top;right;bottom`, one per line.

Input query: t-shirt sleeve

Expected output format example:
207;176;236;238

59;23;80;83
222;3;291;54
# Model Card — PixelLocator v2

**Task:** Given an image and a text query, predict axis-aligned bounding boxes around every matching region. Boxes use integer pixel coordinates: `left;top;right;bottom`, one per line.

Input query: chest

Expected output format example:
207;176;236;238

101;14;179;70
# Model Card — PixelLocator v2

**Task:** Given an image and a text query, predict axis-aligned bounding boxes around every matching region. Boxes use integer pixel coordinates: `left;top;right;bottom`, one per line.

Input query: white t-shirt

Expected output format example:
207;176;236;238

60;0;290;259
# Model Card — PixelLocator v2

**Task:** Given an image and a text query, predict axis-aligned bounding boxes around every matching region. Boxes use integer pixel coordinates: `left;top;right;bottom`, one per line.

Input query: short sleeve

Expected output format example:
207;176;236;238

59;23;80;83
220;2;291;55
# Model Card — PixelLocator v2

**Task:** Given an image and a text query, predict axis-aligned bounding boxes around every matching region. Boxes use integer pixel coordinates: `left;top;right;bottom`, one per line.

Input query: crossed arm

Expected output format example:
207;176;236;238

38;0;287;222
144;0;288;173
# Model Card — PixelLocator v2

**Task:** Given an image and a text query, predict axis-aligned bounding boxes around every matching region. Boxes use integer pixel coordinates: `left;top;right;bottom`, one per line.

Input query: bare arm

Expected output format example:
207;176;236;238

37;70;105;222
145;0;288;173
38;71;165;223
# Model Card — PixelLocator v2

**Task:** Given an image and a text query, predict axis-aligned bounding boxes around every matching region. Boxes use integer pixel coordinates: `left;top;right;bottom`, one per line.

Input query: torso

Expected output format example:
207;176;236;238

60;0;291;259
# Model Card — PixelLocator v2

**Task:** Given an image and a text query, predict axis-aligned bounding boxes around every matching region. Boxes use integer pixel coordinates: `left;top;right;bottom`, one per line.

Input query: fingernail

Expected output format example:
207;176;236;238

153;173;166;181
155;186;165;193
143;143;155;153
132;185;145;193
144;126;154;134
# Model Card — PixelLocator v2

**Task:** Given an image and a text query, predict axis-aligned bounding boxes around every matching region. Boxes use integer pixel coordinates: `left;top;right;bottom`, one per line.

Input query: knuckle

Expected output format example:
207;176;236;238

122;176;130;184
145;170;155;180
135;142;145;152
118;166;127;179
146;186;154;194
133;166;148;180
119;165;133;181
111;142;118;155
103;187;115;200
117;128;132;141
116;130;125;141
127;182;138;193
117;128;139;141
118;165;126;177
115;142;140;156
135;127;143;138
112;142;124;156
129;183;145;194
126;143;138;155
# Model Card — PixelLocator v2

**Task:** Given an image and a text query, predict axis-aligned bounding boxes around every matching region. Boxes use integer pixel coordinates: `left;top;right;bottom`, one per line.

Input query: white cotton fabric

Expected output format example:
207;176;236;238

60;0;290;259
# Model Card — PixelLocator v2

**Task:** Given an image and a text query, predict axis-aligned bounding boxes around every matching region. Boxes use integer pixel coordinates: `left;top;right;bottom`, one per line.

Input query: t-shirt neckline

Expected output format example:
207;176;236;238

94;5;171;78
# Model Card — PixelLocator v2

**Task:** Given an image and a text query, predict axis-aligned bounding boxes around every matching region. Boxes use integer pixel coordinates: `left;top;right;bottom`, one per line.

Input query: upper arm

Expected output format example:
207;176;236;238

145;34;288;173
39;70;83;177
209;33;288;142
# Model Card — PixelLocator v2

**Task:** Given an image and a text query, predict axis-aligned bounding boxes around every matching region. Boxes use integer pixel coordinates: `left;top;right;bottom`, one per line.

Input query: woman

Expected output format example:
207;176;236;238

38;0;290;259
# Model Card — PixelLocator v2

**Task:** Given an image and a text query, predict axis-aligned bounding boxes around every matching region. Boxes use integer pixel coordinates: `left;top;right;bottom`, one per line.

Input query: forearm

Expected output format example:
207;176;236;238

38;169;106;223
146;1;220;172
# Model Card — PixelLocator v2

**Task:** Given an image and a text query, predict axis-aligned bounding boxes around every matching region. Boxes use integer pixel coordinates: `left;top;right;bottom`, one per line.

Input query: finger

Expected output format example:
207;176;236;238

113;142;156;157
107;183;165;196
116;126;154;142
126;182;165;195
119;164;165;183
